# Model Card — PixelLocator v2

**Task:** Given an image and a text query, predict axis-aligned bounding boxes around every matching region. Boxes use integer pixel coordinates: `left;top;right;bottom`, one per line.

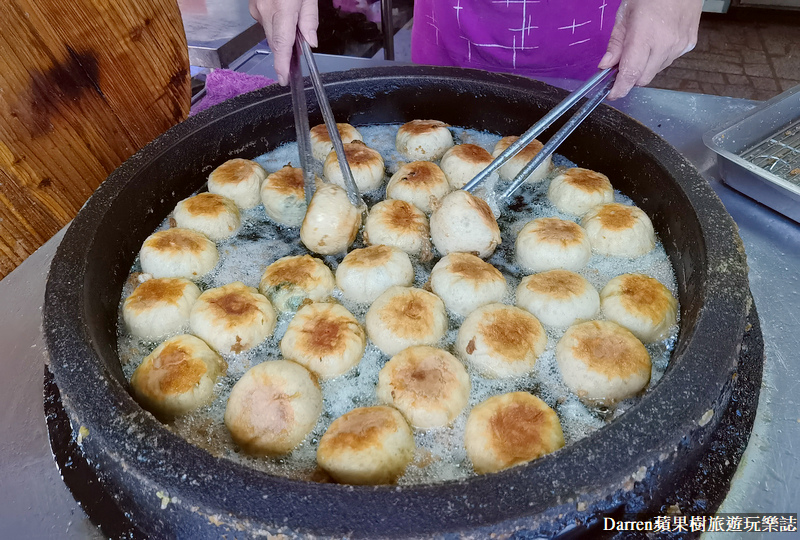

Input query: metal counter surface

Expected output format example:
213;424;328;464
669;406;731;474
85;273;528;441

179;0;264;68
1;63;797;538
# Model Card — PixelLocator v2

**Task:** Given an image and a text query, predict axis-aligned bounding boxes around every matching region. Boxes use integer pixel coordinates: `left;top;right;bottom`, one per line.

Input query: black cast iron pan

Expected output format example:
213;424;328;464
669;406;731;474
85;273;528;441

43;66;755;538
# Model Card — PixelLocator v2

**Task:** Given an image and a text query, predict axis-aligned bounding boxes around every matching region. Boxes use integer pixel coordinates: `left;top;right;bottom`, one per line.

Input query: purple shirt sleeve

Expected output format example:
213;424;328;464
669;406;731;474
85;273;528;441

411;0;622;80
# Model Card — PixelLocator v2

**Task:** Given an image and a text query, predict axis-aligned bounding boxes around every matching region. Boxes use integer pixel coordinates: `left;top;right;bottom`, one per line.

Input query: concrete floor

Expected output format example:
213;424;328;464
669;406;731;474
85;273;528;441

388;11;800;101
651;14;800;100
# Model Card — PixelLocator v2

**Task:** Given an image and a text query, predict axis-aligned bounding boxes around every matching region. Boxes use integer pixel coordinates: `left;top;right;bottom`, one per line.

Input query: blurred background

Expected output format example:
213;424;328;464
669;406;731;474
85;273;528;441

181;0;800;101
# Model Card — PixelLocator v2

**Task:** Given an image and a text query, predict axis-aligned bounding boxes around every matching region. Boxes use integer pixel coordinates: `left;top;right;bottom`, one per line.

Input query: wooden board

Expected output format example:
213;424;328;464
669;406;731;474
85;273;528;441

0;0;190;278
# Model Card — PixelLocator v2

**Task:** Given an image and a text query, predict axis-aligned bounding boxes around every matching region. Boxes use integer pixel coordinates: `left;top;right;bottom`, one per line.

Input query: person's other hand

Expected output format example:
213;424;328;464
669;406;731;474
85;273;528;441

249;0;319;85
599;0;702;100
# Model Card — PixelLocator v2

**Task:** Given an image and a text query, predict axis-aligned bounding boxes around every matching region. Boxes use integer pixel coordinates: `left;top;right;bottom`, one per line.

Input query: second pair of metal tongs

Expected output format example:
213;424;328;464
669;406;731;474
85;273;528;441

289;29;363;209
462;67;619;200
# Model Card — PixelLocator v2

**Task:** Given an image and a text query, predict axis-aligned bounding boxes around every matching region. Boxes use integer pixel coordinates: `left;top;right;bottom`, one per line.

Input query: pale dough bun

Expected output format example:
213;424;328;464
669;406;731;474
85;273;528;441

377;345;470;428
364;199;430;257
464;392;564;474
280;302;366;379
335;245;414;304
310;123;363;162
556;320;651;405
224;360;322;456
323;141;385;192
385;161;451;213
316;405;415;485
492;136;552;184
172;193;241;240
517;270;599;328
429;190;501;259
600;273;678;343
123;277;201;340
547;167;614;216
207;158;267;209
259;254;335;312
456;303;547;378
515;217;591;273
130;334;227;420
189;281;276;354
430;252;507;317
439;144;497;189
395;119;454;161
581;203;656;258
139;228;219;280
300;181;361;255
365;286;448;356
260;165;307;227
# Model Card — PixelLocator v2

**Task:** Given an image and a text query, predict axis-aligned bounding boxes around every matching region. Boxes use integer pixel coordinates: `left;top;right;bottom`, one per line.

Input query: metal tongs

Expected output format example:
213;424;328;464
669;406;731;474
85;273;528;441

288;30;364;209
463;67;619;200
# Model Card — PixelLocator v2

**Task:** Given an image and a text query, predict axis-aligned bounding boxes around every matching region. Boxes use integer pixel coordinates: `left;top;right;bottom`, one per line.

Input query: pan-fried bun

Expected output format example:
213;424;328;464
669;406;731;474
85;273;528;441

335;245;414;304
365;286;448;356
173;193;241;240
310;123;363;162
430;252;506;316
516;270;600;328
316;406;415;485
324;141;385;192
396;119;453;161
130;334;227;420
515;218;591;273
492;136;552;184
280;303;366;379
207;158;267;209
439;144;498;189
224;360;322;456
189;282;276;354
261;166;307;227
140;228;218;280
464;392;564;474
259;254;335;312
548;167;614;216
300;182;361;255
364;199;430;257
430;190;501;259
123;277;201;340
377;346;470;428
600;273;678;343
582;203;656;258
385;161;451;213
556;320;651;405
456;304;547;378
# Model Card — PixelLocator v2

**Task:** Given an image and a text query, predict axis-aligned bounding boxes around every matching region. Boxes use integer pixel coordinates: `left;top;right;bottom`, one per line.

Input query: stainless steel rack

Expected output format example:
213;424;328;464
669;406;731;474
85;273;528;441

739;120;800;185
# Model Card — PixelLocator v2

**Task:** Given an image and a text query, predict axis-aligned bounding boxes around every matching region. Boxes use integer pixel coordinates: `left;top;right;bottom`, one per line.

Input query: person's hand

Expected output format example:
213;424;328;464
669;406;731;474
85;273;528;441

249;0;319;86
599;0;702;100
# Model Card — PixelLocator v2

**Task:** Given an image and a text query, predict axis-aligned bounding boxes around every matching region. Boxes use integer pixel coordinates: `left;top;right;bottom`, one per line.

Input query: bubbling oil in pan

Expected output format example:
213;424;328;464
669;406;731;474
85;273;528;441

117;124;679;485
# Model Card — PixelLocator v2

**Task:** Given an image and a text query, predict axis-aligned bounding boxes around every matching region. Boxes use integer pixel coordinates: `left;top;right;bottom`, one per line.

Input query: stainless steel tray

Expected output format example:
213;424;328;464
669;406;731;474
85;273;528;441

704;83;800;222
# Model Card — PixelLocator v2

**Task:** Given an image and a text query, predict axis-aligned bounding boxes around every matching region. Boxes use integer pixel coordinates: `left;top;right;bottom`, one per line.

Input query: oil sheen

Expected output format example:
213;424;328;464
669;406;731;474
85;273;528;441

117;124;679;485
